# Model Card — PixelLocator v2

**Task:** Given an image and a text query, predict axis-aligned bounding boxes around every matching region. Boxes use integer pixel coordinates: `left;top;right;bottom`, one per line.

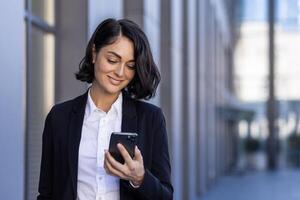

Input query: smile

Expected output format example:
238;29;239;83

108;76;123;85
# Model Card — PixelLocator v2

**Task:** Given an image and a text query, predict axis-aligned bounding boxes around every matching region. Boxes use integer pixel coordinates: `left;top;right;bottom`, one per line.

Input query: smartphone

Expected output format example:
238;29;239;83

108;132;138;164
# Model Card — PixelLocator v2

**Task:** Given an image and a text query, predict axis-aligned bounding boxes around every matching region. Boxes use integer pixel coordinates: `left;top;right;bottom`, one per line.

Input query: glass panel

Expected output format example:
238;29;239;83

234;0;269;102
275;0;300;168
26;26;54;199
234;0;269;171
32;0;55;25
275;0;300;100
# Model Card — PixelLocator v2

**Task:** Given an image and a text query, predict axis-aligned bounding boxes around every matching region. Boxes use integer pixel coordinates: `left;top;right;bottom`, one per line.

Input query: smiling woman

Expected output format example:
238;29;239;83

37;18;173;200
89;36;136;111
76;18;161;100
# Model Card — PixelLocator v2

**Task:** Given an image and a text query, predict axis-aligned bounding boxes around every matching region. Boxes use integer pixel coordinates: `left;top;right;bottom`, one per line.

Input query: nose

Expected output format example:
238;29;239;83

115;63;125;77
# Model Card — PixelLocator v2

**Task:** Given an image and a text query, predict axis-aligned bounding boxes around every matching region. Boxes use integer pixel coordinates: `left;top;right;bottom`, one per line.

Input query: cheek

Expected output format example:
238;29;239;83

94;61;110;75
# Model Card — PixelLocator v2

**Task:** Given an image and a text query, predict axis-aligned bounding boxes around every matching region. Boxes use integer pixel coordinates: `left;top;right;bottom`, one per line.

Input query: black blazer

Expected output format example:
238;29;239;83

37;91;173;200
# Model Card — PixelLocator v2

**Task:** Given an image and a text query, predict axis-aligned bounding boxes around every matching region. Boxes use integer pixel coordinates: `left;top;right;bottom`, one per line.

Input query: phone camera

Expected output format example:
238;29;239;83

127;135;135;142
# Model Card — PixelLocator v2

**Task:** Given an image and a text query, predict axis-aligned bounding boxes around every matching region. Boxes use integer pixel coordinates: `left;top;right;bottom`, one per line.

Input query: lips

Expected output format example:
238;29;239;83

108;75;123;85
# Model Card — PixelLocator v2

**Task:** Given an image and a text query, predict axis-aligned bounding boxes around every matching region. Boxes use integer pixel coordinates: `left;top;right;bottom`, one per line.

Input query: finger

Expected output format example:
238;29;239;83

134;146;143;162
104;152;126;178
105;157;128;179
117;143;135;169
105;150;129;174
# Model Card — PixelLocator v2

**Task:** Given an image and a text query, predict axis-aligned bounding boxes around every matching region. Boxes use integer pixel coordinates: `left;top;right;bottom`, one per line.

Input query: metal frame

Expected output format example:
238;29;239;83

25;11;56;33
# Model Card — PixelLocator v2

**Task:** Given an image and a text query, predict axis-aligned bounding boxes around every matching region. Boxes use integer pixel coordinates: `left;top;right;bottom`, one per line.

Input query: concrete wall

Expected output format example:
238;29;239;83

0;0;25;199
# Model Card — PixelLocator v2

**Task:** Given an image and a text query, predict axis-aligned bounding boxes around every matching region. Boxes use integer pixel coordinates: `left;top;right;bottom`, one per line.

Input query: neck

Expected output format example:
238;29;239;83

90;84;120;113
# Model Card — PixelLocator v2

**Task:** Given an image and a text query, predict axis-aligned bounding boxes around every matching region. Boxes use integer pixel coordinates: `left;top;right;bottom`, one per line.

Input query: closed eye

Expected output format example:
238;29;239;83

127;64;135;70
107;59;118;64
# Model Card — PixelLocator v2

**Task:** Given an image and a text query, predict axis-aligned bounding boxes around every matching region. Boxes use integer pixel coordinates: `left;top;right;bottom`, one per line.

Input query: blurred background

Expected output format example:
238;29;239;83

1;0;300;199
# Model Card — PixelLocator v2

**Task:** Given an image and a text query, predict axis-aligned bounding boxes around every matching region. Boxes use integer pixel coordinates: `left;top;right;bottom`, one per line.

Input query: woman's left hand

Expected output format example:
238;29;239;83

104;144;145;186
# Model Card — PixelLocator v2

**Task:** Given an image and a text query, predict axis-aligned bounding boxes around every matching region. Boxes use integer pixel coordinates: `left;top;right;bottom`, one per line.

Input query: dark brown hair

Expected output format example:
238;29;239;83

75;18;160;100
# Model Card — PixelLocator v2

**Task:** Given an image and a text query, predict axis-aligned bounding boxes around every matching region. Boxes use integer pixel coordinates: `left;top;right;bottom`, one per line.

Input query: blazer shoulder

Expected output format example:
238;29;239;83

49;93;87;117
135;100;163;117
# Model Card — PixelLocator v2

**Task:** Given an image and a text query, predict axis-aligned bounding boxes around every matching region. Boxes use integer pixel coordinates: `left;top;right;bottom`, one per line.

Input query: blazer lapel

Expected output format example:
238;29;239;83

68;91;88;197
120;93;138;198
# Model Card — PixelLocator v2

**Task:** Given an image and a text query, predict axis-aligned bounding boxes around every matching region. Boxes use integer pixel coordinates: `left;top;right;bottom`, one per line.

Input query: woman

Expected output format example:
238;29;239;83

37;18;173;200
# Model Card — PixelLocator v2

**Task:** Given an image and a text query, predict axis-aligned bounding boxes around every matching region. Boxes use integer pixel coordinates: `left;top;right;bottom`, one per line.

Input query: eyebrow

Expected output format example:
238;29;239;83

107;51;135;62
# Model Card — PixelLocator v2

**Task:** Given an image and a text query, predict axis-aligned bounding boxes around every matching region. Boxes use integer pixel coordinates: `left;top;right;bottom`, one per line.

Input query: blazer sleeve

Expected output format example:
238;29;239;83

37;109;54;200
135;108;173;200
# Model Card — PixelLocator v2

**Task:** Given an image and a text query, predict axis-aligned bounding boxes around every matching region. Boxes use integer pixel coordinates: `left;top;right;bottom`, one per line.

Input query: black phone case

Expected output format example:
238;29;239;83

108;132;138;164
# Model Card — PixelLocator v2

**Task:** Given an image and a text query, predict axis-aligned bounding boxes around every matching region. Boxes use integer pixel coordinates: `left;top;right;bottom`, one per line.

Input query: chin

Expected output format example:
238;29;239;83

104;85;123;96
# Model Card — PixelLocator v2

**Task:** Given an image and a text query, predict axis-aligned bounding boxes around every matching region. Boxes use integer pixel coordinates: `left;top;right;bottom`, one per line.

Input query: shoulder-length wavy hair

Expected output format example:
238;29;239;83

75;18;160;100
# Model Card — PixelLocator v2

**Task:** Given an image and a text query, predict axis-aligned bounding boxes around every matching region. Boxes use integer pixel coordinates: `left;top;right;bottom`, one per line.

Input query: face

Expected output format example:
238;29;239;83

92;36;136;97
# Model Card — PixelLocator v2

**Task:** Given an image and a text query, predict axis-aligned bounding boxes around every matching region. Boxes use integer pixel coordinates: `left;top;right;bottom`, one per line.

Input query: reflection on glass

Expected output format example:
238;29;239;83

275;0;300;100
234;0;269;171
275;0;300;168
234;0;269;102
32;0;55;25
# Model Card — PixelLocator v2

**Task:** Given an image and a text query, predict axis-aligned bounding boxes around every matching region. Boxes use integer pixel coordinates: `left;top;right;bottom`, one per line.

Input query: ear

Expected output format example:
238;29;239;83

92;44;96;64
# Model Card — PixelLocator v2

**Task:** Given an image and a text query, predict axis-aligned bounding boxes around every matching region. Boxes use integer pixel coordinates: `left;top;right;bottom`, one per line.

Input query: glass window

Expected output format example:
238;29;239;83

275;0;300;168
30;27;55;114
275;0;300;101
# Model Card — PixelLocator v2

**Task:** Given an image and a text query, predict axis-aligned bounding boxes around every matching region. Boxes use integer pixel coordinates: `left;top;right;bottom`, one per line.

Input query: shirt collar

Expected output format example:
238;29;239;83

85;89;122;120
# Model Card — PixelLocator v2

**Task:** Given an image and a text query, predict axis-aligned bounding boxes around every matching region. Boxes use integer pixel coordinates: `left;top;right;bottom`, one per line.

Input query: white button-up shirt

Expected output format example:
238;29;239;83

77;90;122;200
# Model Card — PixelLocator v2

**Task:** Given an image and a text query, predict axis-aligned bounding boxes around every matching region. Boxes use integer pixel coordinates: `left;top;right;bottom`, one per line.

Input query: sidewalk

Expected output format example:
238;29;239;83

201;169;300;200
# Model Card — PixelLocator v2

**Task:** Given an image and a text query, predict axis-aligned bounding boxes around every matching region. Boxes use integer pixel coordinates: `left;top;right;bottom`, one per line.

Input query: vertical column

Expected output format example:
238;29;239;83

215;26;220;177
143;0;161;105
170;0;183;199
56;0;88;102
211;15;217;183
0;1;25;199
180;0;206;197
181;0;189;198
198;0;208;195
196;0;201;196
207;2;217;186
267;0;278;170
124;0;143;27
160;0;172;148
186;0;197;198
205;0;212;189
